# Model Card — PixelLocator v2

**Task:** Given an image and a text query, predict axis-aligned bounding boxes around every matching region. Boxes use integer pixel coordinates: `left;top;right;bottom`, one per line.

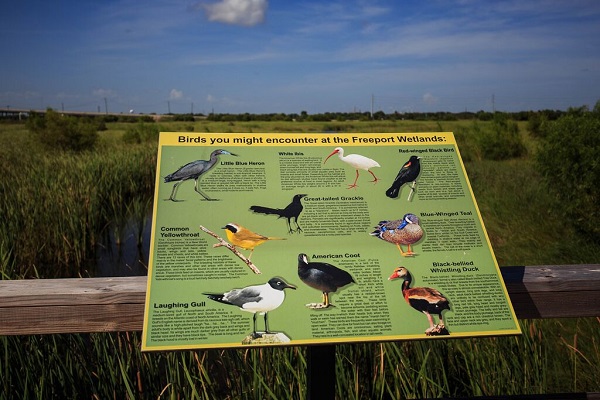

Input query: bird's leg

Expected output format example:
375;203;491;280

395;243;413;257
368;169;379;183
424;312;436;335
293;217;303;233
286;219;294;234
167;181;184;202
406;244;416;256
437;314;445;329
193;179;217;201
251;313;262;339
347;170;360;189
264;313;271;334
323;292;331;308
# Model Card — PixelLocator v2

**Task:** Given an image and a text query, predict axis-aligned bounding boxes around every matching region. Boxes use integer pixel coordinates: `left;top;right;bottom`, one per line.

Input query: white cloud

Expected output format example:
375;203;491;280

169;89;183;100
203;0;267;27
93;88;117;98
423;93;438;105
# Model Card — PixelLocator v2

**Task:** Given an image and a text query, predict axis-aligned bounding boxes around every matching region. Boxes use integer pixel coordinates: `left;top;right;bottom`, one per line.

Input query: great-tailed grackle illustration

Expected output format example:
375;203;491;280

386;155;421;199
164;149;238;201
249;194;307;234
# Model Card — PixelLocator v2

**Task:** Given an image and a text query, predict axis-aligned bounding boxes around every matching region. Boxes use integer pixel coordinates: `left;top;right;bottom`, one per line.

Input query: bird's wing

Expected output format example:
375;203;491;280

309;263;355;286
165;161;203;181
224;286;263;307
393;164;412;182
408;287;447;302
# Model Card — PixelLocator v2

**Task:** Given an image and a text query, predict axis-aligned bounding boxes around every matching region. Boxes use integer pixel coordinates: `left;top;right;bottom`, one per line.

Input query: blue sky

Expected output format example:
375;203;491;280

1;0;599;114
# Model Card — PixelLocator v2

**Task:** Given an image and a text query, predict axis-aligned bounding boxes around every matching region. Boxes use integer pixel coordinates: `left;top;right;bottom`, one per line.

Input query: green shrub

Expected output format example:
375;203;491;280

27;109;99;151
535;114;600;239
122;121;160;143
527;112;549;138
477;114;527;160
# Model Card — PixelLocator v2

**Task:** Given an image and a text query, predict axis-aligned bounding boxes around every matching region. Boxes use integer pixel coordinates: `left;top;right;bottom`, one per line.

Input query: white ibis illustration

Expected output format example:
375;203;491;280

324;147;380;189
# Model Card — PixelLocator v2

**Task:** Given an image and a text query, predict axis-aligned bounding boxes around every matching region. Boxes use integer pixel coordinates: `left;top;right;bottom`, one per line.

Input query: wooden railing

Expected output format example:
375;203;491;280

1;264;599;399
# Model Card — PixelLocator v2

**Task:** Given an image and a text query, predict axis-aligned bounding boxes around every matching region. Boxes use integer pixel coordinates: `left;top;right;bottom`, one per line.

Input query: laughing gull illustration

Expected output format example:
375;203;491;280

204;277;296;339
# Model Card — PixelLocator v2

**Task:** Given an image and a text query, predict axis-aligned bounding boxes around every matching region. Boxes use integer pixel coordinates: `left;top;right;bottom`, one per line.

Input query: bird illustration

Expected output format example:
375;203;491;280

371;213;423;257
164;149;238;201
323;147;380;189
386;155;421;199
204;277;296;339
223;223;286;260
249;194;307;234
388;267;450;335
297;253;355;309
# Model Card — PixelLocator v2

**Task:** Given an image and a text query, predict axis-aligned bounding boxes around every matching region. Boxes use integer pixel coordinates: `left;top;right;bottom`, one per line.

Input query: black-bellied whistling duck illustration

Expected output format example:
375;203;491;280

388;267;450;336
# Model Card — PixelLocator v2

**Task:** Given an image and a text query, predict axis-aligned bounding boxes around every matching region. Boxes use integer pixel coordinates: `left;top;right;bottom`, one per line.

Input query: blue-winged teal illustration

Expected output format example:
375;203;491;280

324;147;380;188
386;155;421;199
249;194;307;234
204;277;296;339
371;213;423;257
297;253;355;309
389;267;450;336
164;149;237;201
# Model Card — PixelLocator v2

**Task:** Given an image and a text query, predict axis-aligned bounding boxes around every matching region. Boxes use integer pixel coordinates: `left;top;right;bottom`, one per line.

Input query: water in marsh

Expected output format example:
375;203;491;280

94;215;152;277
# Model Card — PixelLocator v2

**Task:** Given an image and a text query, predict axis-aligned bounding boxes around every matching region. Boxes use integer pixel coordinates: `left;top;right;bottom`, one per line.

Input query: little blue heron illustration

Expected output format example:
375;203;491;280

164;149;237;201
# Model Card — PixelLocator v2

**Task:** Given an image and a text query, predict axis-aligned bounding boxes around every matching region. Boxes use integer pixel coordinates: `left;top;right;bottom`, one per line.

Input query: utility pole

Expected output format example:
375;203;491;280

167;101;171;114
371;94;374;119
191;102;194;115
104;98;108;114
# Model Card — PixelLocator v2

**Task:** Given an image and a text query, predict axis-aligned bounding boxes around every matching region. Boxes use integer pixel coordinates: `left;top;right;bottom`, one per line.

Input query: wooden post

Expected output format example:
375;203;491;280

307;345;336;400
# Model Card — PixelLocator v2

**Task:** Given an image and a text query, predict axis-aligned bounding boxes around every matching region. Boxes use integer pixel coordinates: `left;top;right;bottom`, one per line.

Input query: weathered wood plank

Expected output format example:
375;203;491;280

0;265;598;335
501;265;600;318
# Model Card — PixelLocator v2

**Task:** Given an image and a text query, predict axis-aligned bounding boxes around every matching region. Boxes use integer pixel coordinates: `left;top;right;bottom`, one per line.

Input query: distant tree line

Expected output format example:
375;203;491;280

203;109;572;122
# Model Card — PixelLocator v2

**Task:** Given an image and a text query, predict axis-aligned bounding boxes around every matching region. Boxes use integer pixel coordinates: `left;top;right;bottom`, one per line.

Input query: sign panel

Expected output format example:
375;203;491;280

142;132;520;351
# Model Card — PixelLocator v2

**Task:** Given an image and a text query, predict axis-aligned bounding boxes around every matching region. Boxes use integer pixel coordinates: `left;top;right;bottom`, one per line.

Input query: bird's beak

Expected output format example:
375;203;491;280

229;152;239;157
323;150;337;164
388;272;398;280
286;283;297;290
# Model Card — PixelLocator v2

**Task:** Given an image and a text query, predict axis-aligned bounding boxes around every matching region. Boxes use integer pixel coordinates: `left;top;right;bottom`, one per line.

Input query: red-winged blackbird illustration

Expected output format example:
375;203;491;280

386;155;421;198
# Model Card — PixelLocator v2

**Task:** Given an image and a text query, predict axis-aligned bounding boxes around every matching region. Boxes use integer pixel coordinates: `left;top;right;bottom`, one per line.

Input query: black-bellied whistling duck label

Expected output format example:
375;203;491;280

142;132;520;351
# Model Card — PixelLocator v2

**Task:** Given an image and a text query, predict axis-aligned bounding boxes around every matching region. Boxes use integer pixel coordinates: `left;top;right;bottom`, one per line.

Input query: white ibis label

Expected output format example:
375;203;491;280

141;132;520;351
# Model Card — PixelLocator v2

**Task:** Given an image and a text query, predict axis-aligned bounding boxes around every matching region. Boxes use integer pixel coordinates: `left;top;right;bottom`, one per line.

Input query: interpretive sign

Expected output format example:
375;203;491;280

141;132;520;351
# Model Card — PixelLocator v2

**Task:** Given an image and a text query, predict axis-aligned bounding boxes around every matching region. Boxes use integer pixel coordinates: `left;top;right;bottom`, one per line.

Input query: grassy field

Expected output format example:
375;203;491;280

0;118;598;399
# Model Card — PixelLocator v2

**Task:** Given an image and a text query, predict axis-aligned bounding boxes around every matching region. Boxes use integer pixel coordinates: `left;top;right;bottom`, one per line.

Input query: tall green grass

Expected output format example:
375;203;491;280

0;126;155;277
0;119;599;398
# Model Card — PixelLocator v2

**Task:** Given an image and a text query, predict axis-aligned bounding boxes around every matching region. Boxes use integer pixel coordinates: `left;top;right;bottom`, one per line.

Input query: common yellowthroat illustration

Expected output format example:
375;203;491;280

223;223;286;260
